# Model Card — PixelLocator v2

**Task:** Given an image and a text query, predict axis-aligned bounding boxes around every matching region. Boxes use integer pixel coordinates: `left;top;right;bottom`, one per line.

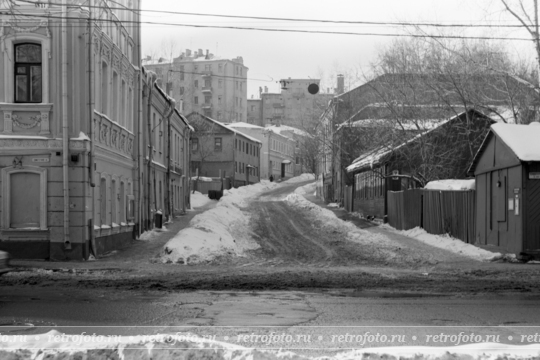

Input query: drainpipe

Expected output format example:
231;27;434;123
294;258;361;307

137;70;144;235
165;99;176;221
232;133;237;187
183;125;190;211
87;0;96;257
62;0;71;251
146;72;157;229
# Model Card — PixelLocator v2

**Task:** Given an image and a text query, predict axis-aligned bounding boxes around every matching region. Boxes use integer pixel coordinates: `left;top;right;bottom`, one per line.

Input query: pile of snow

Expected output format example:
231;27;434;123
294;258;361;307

293;182;316;195
283;173;315;183
0;330;539;360
139;226;169;241
327;203;341;208
284;193;392;249
381;225;502;261
160;178;293;264
190;191;213;209
190;176;213;182
425;179;475;190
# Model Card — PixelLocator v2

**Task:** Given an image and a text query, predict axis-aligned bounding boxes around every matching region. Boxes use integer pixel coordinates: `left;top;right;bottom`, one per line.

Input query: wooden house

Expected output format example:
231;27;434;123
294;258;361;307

347;109;493;221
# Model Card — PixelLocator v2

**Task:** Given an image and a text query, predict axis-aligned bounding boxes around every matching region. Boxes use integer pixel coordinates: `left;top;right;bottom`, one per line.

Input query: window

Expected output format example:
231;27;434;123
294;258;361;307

205;96;211;104
14;43;42;103
218;63;223;72
180;66;184;81
112;71;119;120
218;96;222;105
218;80;222;88
194;96;198;104
204;79;211;87
179;87;184;95
191;138;198;152
214;137;222;152
235;139;237;149
101;61;109;115
194;80;198;88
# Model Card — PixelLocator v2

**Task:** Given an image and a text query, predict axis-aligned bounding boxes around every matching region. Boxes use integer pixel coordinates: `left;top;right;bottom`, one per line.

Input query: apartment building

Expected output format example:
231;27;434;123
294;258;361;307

145;49;248;123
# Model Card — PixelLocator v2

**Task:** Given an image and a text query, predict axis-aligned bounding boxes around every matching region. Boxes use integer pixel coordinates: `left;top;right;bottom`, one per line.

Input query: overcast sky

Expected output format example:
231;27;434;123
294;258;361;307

140;0;533;99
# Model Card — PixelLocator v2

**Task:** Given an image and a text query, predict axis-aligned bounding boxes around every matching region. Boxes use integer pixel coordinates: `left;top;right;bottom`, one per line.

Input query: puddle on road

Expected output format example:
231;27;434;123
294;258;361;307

326;290;450;299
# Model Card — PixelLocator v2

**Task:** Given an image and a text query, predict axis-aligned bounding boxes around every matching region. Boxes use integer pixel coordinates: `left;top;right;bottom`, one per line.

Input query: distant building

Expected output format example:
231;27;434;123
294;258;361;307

187;113;261;187
145;49;248;123
226;123;295;180
247;99;262;125
249;79;335;129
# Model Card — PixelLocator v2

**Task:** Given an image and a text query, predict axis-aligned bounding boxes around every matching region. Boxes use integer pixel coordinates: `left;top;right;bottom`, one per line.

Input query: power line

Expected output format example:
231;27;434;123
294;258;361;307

16;0;530;29
0;11;532;41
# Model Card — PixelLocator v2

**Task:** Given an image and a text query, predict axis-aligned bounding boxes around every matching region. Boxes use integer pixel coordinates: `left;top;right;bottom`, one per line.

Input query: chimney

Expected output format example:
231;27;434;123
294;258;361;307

264;86;268;93
205;49;209;59
337;74;345;95
186;49;191;57
198;49;203;56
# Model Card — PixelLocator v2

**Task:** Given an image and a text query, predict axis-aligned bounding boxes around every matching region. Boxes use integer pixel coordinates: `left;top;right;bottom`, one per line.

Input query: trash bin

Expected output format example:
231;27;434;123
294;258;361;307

154;210;163;228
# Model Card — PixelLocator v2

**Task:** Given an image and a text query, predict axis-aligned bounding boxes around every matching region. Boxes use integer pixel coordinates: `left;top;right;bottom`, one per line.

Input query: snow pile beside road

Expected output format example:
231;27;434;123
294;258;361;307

294;182;316;195
381;225;502;261
0;330;302;360
161;177;304;265
0;330;538;360
139;226;169;241
190;191;213;209
283;173;315;183
284;193;393;248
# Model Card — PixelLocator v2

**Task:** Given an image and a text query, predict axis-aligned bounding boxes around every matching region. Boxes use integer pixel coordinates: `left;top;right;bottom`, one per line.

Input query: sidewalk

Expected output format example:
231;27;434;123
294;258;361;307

10;200;218;271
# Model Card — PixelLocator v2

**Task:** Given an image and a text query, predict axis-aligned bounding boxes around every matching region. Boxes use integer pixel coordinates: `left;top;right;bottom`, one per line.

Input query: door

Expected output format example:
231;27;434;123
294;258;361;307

525;164;540;251
281;163;285;178
10;172;40;228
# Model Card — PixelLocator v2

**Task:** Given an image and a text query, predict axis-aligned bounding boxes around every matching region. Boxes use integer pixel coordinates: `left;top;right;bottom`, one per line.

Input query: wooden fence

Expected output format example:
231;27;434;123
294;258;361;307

387;189;476;243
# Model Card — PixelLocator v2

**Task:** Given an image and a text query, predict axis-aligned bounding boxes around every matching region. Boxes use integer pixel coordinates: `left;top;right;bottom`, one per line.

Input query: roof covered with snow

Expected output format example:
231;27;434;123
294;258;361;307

492;122;540;161
346;110;490;173
424;179;475;190
187;113;261;144
266;125;310;137
226;122;264;129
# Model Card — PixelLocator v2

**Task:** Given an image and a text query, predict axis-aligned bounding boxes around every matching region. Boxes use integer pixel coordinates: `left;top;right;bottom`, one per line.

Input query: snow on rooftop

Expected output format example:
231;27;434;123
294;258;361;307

424;179;475;190
266;125;309;137
347;111;471;173
492;122;540;161
226;122;264;129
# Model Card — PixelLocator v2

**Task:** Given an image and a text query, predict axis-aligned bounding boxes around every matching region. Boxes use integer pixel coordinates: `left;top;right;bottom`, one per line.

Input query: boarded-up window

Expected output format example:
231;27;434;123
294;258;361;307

10;172;40;228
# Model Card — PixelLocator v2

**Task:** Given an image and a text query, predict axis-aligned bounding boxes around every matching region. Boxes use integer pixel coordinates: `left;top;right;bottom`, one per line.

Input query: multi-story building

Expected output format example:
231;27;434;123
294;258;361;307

145;49;248;123
187;113;260;187
0;1;191;260
250;80;334;129
0;0;142;260
226;123;295;180
140;71;191;231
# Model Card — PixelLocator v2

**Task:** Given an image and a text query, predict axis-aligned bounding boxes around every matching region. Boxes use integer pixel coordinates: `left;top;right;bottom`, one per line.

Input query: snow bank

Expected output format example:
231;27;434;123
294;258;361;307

190;176;213;182
190;191;213;209
284;193;392;248
327;202;341;208
0;330;538;360
425;179;475;190
381;225;502;261
282;173;315;183
294;182;316;195
160;177;296;264
139;226;169;241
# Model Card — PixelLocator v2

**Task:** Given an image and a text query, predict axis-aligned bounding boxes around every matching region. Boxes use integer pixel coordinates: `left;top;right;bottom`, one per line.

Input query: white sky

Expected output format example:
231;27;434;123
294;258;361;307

140;0;535;99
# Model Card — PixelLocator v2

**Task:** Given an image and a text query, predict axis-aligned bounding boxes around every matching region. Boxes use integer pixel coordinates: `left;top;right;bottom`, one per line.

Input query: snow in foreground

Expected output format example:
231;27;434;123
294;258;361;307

1;330;539;360
160;174;315;264
190;190;213;209
380;224;505;262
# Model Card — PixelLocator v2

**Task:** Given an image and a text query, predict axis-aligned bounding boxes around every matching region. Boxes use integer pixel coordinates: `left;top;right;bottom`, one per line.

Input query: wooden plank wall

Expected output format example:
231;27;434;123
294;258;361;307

388;189;476;243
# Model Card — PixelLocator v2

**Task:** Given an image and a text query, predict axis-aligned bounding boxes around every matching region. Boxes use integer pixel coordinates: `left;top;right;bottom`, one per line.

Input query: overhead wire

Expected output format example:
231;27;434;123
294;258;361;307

0;10;532;41
14;0;531;29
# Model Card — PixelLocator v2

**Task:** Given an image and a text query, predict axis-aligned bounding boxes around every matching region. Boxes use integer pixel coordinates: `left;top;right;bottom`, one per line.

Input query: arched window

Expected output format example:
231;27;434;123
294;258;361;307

14;43;42;103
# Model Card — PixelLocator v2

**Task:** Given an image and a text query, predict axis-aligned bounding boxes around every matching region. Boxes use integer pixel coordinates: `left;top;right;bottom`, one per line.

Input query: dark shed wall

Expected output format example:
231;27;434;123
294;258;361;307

474;135;521;176
474;131;524;254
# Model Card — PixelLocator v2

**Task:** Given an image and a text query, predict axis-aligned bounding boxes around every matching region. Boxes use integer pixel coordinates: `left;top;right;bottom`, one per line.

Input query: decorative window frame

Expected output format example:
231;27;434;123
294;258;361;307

1;166;47;230
2;32;51;104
